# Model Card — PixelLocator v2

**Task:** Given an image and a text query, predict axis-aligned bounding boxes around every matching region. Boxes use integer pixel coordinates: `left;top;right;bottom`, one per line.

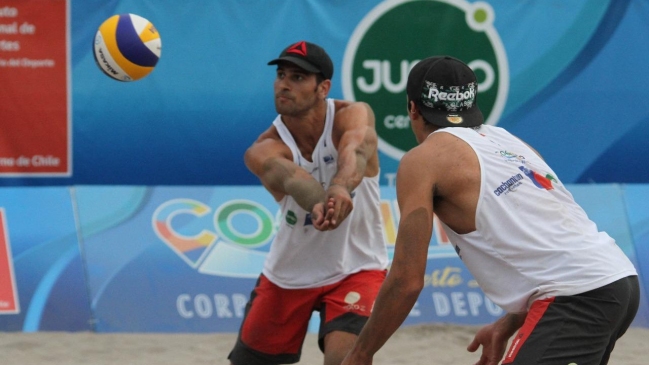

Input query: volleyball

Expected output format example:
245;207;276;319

93;13;161;81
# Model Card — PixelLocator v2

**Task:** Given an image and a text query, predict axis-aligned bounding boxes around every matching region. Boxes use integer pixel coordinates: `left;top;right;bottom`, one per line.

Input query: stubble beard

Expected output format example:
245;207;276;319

275;94;319;117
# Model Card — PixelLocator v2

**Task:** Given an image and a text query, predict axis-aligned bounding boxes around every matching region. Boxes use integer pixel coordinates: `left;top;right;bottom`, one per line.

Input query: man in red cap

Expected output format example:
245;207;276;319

228;41;388;365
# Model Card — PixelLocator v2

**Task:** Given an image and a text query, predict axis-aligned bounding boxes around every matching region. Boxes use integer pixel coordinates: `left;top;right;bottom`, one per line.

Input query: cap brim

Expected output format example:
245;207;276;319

267;56;321;74
419;103;484;128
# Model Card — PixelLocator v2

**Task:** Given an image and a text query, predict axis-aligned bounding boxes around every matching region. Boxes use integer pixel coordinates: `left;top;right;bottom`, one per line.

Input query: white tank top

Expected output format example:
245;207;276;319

434;125;637;313
262;99;388;289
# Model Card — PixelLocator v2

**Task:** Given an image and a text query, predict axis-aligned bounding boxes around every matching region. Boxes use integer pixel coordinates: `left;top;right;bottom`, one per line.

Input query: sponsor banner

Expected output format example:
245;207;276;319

75;186;264;332
621;185;649;327
405;257;504;326
75;184;647;332
0;0;646;186
0;0;71;176
75;185;483;332
0;184;645;332
343;0;507;161
0;187;91;331
0;209;20;314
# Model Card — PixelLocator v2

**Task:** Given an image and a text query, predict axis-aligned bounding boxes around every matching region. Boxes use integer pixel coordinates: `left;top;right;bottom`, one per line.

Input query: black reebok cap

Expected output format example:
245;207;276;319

268;41;334;80
406;56;484;128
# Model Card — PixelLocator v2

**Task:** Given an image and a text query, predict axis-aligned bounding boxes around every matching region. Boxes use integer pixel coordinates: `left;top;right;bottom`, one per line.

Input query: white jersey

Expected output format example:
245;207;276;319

434;125;637;313
263;98;388;289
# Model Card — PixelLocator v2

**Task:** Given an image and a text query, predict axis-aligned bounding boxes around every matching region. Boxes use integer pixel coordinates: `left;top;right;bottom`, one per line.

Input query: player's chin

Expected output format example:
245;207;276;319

274;102;292;115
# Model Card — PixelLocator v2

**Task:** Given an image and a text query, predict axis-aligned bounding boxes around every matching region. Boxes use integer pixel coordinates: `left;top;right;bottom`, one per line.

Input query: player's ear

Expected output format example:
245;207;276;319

407;100;418;116
318;79;331;98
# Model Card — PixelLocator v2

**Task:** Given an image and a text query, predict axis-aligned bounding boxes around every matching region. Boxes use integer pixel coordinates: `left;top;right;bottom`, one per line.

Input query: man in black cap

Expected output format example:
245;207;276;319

228;41;388;365
341;56;639;365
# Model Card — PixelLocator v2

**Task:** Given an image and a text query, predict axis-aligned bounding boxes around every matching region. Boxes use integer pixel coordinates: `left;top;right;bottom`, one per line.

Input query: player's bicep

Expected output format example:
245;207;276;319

244;139;295;199
392;150;435;277
396;149;435;222
335;103;377;158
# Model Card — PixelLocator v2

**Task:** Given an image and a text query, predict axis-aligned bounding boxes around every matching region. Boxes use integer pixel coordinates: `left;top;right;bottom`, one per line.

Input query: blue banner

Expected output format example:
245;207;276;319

0;184;647;331
76;186;271;332
74;185;500;331
72;185;646;332
621;185;649;327
0;0;647;186
0;187;91;331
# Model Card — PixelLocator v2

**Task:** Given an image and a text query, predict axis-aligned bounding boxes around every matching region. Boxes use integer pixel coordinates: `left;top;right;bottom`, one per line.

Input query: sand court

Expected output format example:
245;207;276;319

1;324;646;365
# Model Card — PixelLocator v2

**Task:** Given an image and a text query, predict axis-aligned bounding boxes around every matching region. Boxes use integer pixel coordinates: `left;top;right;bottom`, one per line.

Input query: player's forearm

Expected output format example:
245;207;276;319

330;147;367;192
499;312;527;337
261;157;326;211
284;177;327;212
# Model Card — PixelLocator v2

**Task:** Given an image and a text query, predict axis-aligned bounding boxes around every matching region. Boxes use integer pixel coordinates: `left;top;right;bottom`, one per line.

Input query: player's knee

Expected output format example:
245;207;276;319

323;330;357;365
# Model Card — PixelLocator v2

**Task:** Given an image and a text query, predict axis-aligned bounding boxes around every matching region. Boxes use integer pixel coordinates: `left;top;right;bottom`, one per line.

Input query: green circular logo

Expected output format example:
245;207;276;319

343;0;509;159
214;200;275;247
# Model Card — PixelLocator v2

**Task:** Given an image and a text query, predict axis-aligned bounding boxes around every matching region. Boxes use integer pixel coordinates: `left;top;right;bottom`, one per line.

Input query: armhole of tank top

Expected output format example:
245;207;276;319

364;166;380;180
324;99;336;150
273;119;299;165
473;144;486;225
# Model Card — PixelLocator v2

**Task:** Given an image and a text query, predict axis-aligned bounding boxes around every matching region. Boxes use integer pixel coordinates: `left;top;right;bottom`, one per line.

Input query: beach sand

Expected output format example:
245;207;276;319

1;324;646;364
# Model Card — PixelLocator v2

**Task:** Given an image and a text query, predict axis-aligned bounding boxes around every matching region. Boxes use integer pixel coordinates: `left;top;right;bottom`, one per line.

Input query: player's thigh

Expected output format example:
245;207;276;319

318;270;387;349
229;275;318;364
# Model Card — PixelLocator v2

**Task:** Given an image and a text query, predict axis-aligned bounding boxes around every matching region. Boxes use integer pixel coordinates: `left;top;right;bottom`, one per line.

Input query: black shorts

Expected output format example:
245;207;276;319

503;275;640;365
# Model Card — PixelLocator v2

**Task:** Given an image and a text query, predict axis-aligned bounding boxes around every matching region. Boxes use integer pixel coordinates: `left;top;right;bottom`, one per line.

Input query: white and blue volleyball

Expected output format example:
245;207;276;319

93;13;161;81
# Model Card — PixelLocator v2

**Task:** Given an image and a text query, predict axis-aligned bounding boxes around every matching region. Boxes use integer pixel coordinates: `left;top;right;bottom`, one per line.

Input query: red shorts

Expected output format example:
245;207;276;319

228;269;387;365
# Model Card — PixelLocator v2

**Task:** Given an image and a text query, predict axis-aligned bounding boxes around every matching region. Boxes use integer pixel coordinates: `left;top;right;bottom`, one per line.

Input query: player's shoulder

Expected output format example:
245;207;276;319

407;130;473;166
245;128;292;170
333;98;353;111
397;131;475;189
396;144;438;191
425;129;468;151
398;143;433;177
332;99;375;128
429;128;478;149
333;99;372;114
246;125;287;155
254;124;282;143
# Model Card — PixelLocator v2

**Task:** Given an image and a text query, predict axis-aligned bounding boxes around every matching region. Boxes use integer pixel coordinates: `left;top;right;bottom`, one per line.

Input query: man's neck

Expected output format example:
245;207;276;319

282;99;328;160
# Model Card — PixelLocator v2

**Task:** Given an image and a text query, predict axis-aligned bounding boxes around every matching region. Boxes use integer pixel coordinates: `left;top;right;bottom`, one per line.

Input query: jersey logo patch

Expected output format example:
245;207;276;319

323;154;335;164
285;210;297;226
518;166;555;190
